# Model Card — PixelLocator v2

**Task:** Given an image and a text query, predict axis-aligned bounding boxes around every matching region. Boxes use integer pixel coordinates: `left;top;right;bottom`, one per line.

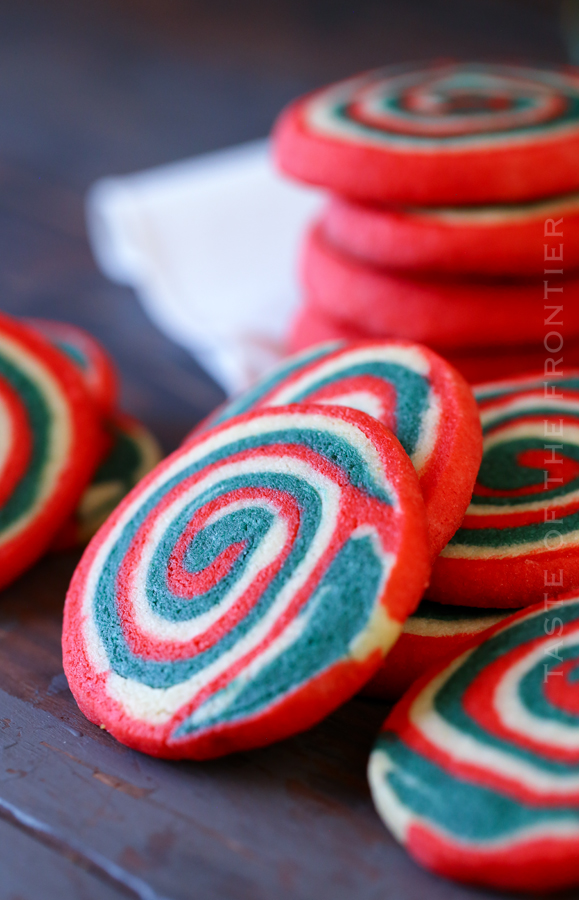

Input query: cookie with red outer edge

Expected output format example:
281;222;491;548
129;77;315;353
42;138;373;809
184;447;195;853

368;593;579;893
302;223;579;349
274;62;579;205
324;191;579;277
53;412;163;549
27;319;118;416
363;598;513;700
63;404;430;760
187;341;482;559
0;313;103;590
429;371;579;607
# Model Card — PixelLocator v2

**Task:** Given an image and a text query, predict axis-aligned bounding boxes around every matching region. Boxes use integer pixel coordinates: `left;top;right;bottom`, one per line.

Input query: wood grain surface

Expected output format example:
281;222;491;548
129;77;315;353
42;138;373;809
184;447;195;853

0;1;573;897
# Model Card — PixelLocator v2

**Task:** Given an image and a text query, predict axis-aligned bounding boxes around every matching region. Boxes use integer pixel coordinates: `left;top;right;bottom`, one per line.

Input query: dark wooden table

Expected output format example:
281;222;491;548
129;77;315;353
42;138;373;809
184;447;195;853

0;2;574;897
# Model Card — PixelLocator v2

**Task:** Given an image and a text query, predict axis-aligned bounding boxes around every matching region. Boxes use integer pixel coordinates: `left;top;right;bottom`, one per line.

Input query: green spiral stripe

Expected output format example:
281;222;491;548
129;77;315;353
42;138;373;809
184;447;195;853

0;354;51;532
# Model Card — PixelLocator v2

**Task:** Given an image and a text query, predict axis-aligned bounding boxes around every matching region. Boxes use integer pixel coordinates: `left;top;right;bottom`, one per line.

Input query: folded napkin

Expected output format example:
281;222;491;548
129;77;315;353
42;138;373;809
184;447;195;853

86;140;323;394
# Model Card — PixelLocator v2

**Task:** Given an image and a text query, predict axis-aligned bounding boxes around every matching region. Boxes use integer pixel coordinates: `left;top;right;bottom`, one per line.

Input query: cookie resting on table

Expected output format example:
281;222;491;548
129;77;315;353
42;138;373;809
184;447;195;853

0;313;102;590
368;593;579;893
63;404;430;760
363;599;513;700
27;318;118;416
429;372;579;607
188;340;482;559
274;61;579;205
53;412;163;549
302;223;579;350
323;190;579;277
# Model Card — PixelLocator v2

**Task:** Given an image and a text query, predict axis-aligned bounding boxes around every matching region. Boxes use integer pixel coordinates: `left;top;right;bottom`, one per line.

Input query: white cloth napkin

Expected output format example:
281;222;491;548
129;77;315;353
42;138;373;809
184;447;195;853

86;140;324;394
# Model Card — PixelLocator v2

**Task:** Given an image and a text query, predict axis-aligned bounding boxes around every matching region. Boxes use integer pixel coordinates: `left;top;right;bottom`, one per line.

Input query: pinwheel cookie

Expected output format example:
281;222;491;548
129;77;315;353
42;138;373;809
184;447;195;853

368;593;579;893
430;372;579;607
63;405;430;759
188;340;481;558
275;61;579;204
0;313;102;590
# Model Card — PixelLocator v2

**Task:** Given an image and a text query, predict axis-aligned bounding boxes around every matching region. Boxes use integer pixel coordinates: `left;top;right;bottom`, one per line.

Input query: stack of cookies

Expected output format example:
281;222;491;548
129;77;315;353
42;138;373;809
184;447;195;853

273;61;579;382
0;312;162;592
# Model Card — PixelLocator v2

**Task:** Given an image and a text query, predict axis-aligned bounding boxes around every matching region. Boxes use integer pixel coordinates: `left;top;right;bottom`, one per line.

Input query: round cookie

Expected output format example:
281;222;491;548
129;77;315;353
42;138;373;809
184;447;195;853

189;341;482;559
368;594;579;893
27;318;118;416
53;412;163;549
323;191;579;276
0;313;103;590
63;404;430;760
430;372;579;607
274;62;579;205
302;223;579;350
363;599;514;700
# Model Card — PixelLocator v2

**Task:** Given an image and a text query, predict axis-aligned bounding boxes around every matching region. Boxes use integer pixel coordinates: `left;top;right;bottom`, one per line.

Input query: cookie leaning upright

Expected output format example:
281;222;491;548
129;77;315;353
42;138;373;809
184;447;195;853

63;404;430;760
429;371;579;607
188;340;482;559
368;593;579;893
0;313;102;590
274;61;579;204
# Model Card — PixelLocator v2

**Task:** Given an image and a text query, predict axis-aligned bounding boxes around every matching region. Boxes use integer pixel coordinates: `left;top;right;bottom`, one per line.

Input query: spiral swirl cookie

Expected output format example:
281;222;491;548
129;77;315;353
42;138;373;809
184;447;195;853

363;599;512;700
189;341;481;559
274;62;579;204
54;412;163;549
429;372;579;607
0;313;102;590
302;223;579;349
324;191;579;277
368;594;579;892
63;405;430;759
27;319;118;416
